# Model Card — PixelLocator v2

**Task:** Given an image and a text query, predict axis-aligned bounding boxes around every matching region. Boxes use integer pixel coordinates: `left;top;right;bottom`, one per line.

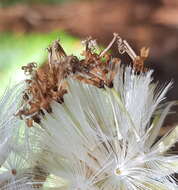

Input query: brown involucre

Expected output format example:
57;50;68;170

16;34;149;127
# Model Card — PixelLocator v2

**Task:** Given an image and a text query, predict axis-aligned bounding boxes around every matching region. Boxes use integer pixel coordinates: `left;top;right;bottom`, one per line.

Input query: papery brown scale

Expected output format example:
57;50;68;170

17;35;147;127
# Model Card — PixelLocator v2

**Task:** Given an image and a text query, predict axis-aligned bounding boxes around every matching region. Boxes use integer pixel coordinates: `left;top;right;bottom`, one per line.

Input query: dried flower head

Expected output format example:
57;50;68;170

0;34;178;190
16;34;149;127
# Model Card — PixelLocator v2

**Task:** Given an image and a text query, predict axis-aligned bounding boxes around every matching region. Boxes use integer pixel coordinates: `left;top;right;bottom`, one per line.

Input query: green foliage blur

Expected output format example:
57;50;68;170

0;31;82;95
0;0;85;95
0;0;73;7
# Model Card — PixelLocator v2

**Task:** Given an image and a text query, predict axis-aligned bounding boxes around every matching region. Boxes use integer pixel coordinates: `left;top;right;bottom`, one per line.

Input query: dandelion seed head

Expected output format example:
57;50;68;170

1;34;178;190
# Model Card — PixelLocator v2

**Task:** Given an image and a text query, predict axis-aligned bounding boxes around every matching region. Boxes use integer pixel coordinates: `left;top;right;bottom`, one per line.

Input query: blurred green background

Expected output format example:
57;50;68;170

0;0;71;6
0;31;82;95
0;0;83;95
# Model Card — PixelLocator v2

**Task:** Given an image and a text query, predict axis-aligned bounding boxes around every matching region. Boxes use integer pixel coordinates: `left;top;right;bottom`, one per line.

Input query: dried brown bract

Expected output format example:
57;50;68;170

133;47;149;73
16;34;148;127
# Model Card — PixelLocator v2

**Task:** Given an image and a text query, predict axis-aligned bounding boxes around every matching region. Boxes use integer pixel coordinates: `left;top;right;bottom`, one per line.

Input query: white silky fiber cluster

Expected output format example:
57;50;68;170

0;66;178;190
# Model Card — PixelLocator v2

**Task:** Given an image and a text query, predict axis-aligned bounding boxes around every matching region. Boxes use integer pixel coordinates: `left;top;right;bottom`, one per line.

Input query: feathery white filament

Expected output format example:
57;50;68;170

0;66;177;190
